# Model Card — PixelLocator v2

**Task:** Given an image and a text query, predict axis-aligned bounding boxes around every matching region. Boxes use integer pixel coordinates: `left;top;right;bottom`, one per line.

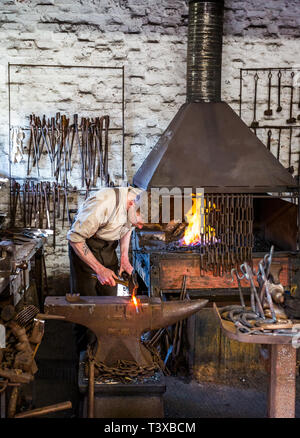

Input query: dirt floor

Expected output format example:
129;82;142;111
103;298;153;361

19;318;299;419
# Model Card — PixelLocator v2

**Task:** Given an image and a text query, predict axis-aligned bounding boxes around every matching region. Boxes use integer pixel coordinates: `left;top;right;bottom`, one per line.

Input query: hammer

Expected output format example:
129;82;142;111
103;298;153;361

91;271;138;297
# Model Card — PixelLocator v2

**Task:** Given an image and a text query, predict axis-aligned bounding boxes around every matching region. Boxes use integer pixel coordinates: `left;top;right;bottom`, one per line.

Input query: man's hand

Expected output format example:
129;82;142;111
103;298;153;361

119;255;134;277
96;266;118;287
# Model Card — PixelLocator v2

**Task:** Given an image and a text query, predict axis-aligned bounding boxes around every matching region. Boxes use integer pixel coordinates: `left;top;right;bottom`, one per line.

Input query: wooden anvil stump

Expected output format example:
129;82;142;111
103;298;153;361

44;295;208;368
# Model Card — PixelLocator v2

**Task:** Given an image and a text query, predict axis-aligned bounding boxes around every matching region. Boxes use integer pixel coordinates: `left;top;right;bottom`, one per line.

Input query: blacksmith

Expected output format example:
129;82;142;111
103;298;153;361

67;186;145;297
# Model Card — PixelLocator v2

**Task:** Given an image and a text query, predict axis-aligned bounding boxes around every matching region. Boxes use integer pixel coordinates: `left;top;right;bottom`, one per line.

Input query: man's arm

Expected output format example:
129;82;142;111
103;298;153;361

69;241;118;286
119;230;134;276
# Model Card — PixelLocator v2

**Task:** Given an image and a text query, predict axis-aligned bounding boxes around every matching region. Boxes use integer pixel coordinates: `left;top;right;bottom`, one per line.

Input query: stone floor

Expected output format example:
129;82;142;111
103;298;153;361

26;319;300;419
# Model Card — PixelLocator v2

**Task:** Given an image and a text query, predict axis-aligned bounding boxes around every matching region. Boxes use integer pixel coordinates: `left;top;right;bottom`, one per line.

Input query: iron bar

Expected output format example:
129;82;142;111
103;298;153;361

122;66;125;181
14;401;72;418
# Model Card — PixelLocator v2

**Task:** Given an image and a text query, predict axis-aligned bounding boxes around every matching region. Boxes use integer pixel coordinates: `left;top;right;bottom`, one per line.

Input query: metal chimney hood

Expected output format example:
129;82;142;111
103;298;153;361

133;0;297;193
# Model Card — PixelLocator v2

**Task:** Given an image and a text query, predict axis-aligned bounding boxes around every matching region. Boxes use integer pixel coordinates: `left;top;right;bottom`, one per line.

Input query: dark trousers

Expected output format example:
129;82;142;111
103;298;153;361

68;236;119;354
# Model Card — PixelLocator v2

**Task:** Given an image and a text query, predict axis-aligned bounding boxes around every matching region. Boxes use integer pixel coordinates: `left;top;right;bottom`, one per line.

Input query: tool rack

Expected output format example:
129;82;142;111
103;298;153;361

7;63;126;243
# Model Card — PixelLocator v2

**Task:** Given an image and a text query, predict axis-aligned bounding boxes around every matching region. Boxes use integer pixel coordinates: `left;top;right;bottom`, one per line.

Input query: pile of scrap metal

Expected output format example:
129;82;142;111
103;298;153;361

0;304;43;417
24;113;111;187
220;246;299;335
0;304;72;418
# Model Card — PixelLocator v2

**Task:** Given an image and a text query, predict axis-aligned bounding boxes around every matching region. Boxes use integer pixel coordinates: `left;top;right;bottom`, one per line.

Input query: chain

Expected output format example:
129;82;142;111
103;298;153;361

85;342;169;384
198;194;253;275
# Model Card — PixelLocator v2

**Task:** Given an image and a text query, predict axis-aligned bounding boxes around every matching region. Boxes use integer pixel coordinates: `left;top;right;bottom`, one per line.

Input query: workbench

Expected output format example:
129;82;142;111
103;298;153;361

214;303;299;418
0;236;46;309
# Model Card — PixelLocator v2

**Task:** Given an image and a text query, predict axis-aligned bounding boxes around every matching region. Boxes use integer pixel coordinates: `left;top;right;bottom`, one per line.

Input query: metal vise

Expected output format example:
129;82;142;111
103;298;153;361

44;295;208;368
0;240;28;279
0;241;16;278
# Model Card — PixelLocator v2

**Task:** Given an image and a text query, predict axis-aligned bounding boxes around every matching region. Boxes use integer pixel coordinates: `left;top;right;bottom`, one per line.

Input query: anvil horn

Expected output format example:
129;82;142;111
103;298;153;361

150;299;208;331
44;296;208;368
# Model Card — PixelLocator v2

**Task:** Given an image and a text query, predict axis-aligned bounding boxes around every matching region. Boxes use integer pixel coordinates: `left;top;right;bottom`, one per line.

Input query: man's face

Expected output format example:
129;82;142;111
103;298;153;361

128;203;144;229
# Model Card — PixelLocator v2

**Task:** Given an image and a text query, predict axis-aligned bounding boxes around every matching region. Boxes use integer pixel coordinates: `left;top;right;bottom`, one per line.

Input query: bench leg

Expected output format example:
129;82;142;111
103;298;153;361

268;344;296;418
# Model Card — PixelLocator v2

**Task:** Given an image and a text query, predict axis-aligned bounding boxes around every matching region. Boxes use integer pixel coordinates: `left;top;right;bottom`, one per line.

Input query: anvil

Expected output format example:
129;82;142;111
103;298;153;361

44;295;208;368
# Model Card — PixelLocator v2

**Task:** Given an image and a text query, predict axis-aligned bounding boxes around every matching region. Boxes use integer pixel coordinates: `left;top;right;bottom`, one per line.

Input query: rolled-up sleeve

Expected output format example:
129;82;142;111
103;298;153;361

67;195;110;243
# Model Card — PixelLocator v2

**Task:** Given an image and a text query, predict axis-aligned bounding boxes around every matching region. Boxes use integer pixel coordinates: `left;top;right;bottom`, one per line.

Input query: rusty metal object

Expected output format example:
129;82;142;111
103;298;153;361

35;313;66;321
9;321;36;374
220;247;290;332
29;319;45;344
214;303;298;418
44;295;208;369
0;369;33;384
88;359;95;418
7;386;19;418
14;401;72;418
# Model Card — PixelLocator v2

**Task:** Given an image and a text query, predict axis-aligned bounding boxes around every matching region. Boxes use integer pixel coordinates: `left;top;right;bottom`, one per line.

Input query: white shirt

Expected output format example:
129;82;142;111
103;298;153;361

66;187;133;243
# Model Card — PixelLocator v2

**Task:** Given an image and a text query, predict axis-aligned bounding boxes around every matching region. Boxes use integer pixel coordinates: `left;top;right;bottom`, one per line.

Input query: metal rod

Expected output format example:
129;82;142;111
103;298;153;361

122;66;125;181
8;64;124;70
241;67;295;72
14;401;72;418
8;63;12;226
1;391;6;418
251;125;300;130
239;68;243;118
88;359;95;419
35;313;66;320
8;386;19;418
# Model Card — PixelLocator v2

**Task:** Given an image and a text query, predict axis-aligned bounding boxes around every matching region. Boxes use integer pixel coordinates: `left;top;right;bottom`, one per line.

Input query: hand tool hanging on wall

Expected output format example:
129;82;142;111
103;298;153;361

276;70;282;113
286;71;296;124
25;113;111;188
250;72;259;129
9;179;72;239
266;129;272;151
264;70;273;116
277;128;282;161
288;127;293;171
297;86;300;121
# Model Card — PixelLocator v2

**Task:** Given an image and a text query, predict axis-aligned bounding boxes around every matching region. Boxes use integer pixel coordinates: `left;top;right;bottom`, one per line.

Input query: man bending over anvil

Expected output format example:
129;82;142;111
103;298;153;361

67;186;145;297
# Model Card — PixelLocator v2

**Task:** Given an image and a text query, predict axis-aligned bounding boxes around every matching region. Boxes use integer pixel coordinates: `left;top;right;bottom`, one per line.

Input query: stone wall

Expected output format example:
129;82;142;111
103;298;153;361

0;0;299;278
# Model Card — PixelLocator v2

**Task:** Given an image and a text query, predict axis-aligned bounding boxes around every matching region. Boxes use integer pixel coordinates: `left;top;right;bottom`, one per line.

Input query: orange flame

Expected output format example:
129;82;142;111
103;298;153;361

182;195;217;246
131;294;139;313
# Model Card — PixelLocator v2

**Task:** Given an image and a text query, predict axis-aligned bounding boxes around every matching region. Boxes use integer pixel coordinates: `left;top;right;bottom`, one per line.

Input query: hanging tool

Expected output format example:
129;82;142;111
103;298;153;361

286;71;296;124
264;70;273;116
250;72;259;128
297;86;300;121
277;128;281;161
266;129;272;151
276;70;282;113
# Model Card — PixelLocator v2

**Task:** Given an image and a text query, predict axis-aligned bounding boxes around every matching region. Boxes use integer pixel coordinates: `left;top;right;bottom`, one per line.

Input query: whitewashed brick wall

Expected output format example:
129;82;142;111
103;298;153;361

0;0;299;279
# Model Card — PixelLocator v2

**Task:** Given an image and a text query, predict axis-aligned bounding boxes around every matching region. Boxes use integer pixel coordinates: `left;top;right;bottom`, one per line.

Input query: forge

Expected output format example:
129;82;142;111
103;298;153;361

132;0;299;300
